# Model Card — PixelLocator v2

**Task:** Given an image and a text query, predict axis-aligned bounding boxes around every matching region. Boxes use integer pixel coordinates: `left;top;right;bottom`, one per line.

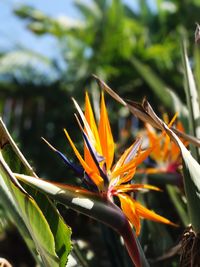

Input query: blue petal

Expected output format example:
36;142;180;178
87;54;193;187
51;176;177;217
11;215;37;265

82;130;109;185
56;150;84;176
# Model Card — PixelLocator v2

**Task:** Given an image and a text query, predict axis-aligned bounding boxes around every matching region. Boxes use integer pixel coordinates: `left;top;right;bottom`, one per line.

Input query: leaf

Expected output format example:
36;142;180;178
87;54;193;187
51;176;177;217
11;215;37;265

166;185;189;227
0;163;41;265
0;154;59;266
194;45;200;98
131;57;173;109
164;126;200;232
181;40;200;160
15;173;150;267
0;118;71;267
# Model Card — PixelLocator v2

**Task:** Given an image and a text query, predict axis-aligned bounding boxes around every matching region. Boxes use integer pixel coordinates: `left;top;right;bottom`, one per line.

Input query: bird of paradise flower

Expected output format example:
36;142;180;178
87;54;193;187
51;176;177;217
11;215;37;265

43;92;176;236
143;114;187;175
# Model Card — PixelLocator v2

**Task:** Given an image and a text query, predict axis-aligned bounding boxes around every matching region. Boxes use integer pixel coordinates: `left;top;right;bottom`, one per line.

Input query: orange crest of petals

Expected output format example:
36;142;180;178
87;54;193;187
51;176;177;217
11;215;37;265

98;92;115;171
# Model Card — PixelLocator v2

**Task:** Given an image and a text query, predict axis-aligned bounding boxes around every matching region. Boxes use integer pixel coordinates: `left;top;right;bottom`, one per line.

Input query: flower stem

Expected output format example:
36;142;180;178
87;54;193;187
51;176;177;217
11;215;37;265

120;220;149;267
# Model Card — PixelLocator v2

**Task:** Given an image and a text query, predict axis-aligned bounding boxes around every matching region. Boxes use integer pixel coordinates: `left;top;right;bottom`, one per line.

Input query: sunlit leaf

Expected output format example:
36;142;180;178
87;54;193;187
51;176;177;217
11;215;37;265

15;173;150;267
182;40;200;160
0;118;71;267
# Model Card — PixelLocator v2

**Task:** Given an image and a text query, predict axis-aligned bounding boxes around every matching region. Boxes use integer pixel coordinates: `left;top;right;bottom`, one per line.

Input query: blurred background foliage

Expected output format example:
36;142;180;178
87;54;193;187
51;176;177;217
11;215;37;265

1;0;200;266
1;0;200;178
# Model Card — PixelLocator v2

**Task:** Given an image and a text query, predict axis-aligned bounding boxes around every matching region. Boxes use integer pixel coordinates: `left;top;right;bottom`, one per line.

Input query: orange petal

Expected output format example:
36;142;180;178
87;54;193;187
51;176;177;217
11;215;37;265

134;146;154;166
177;121;185;133
118;193;141;235
118;169;136;184
84;92;102;171
98;92;114;170
171;142;181;162
109;168;136;188
111;160;136;179
123;138;142;164
111;146;153;179
64;129;104;189
115;184;161;193
85;92;102;152
161;113;178;161
162;134;170;160
146;123;162;161
137;168;166;174
112;140;139;173
72;98;102;155
168;112;178;128
134;200;177;226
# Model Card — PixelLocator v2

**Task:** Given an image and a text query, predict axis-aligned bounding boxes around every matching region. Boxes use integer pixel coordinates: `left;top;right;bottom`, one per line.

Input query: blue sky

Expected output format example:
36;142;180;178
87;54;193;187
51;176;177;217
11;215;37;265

0;0;155;58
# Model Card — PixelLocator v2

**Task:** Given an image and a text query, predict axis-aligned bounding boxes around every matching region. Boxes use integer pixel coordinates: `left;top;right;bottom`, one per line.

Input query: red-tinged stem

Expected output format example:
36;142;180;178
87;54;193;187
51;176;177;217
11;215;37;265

119;219;149;267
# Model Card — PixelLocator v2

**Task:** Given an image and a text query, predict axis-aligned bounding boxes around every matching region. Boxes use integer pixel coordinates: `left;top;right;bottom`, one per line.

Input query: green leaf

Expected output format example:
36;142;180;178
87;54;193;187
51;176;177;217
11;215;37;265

194;45;200;99
0;118;71;266
15;173;150;267
0;163;42;265
0;154;59;266
164;125;200;233
131;57;173;109
166;185;189;227
181;40;200;161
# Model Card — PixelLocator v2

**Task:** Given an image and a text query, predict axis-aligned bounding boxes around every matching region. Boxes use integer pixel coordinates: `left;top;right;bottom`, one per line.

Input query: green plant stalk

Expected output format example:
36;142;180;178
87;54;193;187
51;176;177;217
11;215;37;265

166;185;189;227
15;173;149;267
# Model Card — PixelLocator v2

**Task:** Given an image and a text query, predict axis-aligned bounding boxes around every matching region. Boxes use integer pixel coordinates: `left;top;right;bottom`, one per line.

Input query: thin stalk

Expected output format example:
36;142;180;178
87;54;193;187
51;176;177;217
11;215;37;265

120;220;150;267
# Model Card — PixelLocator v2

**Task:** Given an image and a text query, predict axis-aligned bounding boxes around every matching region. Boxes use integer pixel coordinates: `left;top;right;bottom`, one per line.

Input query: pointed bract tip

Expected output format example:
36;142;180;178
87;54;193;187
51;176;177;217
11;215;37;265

74;114;84;132
92;73;98;80
41;137;57;152
92;74;102;88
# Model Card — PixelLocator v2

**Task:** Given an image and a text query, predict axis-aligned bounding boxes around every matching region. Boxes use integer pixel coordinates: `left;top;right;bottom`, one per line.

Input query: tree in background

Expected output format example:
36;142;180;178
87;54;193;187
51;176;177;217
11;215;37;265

1;0;200;176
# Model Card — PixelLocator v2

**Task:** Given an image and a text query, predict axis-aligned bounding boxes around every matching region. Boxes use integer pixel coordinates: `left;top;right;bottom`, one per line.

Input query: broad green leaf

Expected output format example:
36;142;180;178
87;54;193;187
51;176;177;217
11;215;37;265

0;118;71;266
164;124;200;232
0;163;42;265
181;41;200;161
15;173;150;267
0;154;59;266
